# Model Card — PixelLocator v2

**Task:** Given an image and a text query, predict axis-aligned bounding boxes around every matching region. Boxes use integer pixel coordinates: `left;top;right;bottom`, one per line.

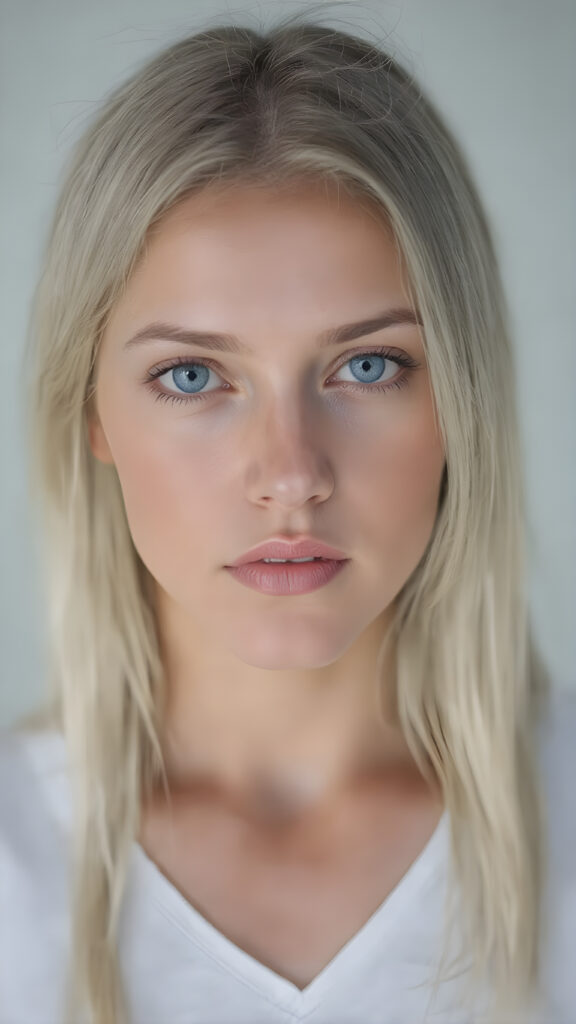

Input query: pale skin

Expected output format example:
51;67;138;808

88;180;446;986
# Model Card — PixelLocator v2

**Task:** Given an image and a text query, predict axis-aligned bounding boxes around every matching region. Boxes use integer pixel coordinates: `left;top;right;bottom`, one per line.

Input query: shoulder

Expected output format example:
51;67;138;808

0;726;69;856
0;724;67;791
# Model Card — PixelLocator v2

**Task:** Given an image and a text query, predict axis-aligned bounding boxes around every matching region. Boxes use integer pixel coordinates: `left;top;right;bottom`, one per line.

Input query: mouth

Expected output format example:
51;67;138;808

224;556;341;568
228;537;349;568
251;561;327;569
224;557;349;596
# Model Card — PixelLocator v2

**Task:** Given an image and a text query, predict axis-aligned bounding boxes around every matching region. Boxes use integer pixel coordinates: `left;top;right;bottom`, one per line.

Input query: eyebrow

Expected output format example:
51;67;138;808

123;307;423;354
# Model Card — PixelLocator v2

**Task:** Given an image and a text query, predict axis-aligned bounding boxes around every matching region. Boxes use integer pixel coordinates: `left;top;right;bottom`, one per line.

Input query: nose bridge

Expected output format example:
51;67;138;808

243;384;334;507
265;382;314;449
261;386;321;474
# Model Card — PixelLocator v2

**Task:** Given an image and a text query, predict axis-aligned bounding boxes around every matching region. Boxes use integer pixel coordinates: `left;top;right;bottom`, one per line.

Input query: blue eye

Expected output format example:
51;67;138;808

144;346;420;406
169;363;221;395
336;352;390;385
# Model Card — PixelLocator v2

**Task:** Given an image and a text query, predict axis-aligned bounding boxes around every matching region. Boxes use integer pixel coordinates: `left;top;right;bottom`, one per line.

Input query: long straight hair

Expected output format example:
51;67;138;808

19;6;551;1022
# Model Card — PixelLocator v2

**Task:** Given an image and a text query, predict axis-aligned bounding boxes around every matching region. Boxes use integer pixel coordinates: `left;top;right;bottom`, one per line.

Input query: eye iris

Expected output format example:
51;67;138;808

350;354;385;383
171;364;211;394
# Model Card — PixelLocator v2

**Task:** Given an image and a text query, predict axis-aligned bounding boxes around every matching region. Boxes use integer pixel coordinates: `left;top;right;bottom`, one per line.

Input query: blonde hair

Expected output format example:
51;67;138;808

18;5;551;1022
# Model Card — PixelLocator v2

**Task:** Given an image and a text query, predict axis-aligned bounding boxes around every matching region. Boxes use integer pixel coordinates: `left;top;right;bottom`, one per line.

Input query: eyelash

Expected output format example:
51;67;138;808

143;346;420;407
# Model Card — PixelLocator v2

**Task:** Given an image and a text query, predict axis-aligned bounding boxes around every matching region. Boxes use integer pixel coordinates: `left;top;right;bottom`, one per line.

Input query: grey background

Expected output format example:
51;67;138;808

1;0;575;727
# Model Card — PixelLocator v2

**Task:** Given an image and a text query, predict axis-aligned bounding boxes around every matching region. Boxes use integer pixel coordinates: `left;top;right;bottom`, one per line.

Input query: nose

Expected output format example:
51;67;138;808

243;395;335;511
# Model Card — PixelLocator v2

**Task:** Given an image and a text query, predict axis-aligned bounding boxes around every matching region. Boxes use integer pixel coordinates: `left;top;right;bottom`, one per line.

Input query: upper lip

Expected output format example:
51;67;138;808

227;536;349;567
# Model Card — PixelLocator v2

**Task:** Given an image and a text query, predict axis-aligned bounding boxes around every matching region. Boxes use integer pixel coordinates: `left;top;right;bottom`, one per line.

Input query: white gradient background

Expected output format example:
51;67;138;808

1;0;574;726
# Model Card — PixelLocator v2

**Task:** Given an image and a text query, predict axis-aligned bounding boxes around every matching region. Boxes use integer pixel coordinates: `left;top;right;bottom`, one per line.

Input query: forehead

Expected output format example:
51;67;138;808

145;180;399;271
110;182;412;340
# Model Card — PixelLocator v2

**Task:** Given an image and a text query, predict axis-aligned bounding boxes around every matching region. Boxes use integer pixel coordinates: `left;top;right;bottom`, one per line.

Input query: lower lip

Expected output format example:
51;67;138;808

225;558;349;595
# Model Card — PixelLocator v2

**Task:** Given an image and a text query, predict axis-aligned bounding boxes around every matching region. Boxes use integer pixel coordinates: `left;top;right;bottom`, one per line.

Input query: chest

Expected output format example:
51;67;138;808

139;786;443;989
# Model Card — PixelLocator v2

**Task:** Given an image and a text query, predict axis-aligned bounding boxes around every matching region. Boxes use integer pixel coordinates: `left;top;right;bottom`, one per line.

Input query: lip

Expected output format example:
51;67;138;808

226;536;348;568
225;558;348;596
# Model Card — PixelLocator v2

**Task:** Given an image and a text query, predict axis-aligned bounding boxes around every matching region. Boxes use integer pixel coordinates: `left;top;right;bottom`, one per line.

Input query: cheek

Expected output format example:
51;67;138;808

107;417;225;575
343;407;444;557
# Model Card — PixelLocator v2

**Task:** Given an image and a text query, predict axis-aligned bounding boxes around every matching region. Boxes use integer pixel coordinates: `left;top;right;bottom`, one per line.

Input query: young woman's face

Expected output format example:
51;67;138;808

89;182;446;670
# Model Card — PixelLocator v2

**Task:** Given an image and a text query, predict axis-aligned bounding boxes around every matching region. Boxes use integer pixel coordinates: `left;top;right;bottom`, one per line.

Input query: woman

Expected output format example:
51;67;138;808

1;7;574;1023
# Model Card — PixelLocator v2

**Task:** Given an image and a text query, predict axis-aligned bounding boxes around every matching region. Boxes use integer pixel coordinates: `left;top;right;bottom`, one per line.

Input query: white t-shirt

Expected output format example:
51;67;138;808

0;687;575;1024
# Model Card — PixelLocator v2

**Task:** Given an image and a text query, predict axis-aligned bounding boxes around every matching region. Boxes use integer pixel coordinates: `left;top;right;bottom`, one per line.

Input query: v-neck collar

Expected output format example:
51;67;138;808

131;808;449;1017
15;728;450;1016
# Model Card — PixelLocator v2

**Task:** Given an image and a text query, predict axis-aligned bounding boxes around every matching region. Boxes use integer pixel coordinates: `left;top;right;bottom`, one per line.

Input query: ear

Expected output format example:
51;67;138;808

87;414;115;465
